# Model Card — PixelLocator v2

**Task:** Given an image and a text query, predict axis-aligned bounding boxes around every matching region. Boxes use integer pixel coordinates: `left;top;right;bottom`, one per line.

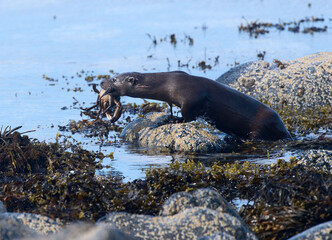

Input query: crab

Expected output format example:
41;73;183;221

82;84;122;123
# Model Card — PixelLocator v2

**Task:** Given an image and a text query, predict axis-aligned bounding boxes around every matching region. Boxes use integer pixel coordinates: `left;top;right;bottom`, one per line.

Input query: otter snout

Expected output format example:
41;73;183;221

100;79;116;97
100;79;113;90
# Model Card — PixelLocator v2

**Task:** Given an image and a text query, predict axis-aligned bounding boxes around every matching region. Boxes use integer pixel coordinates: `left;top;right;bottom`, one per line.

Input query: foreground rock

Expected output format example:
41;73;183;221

0;201;6;213
0;212;62;236
296;149;332;174
98;188;258;240
159;188;241;220
217;52;332;110
288;220;332;240
0;218;42;240
0;190;257;240
120;112;235;153
26;224;134;240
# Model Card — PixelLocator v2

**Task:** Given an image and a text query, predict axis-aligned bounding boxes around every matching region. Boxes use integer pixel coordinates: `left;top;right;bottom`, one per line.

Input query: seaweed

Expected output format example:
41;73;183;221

239;16;329;38
0;129;331;239
0;126;45;173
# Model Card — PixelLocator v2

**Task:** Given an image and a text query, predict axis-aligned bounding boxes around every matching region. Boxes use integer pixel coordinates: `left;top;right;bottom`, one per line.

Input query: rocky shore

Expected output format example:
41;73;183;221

216;52;331;110
1;52;331;240
1;188;331;239
120;52;331;152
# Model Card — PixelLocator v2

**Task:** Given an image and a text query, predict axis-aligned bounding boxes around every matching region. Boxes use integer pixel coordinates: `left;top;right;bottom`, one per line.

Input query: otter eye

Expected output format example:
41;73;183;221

127;77;137;85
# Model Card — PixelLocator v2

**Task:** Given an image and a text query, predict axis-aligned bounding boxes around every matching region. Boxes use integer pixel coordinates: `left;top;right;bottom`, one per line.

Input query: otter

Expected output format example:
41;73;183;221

101;71;292;141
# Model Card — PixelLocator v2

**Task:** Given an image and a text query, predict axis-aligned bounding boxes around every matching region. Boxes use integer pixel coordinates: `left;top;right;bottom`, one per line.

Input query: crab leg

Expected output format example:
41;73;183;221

109;99;122;123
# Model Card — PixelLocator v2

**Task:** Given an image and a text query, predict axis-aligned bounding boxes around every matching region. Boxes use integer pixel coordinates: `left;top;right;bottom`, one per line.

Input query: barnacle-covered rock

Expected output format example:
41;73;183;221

98;189;257;240
25;223;134;240
0;218;42;240
99;207;257;240
0;212;62;235
296;149;332;174
160;188;241;220
287;220;332;240
217;52;332;110
120;112;233;153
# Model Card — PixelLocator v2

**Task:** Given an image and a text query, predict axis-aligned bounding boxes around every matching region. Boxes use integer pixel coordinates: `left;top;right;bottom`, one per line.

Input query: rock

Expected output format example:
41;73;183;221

217;52;332;110
0;212;62;235
160;188;241;220
287;220;332;240
0;201;6;213
296;149;332;174
198;232;236;240
98;189;258;240
120;112;234;153
119;112;170;141
25;223;134;240
99;207;256;240
0;218;41;240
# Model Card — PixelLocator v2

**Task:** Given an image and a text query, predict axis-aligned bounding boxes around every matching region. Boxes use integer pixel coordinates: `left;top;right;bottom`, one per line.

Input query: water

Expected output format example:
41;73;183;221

1;0;331;180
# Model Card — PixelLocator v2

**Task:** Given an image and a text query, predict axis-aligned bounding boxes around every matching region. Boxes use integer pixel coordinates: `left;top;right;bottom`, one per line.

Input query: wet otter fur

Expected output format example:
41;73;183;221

101;71;292;141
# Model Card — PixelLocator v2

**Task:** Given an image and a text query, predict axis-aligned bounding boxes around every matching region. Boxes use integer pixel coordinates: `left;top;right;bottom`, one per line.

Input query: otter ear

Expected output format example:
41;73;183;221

127;76;137;85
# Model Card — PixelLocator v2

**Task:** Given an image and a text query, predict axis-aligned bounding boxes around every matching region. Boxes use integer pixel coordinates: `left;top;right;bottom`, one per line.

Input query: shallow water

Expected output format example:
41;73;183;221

1;0;331;180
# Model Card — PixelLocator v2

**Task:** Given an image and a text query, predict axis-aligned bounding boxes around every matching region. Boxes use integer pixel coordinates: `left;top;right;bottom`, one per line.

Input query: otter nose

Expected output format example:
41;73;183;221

100;80;107;90
100;79;112;90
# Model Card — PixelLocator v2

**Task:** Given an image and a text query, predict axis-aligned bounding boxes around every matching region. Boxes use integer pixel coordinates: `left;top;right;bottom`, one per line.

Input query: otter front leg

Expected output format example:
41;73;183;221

180;102;201;123
168;103;173;118
167;103;186;123
168;103;198;123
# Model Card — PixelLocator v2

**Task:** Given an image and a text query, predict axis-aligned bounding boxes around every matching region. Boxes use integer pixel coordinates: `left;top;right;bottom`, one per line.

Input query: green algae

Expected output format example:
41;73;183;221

259;99;332;137
277;105;331;135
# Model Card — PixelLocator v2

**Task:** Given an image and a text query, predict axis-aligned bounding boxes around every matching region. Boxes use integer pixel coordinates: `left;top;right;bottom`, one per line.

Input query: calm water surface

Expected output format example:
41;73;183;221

1;0;331;180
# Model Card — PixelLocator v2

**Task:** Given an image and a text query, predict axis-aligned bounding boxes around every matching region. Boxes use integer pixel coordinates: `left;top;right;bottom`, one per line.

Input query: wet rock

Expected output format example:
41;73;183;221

287;220;332;240
217;52;332;110
119;112;170;141
0;218;42;240
120;112;232;153
160;188;241;220
296;149;332;174
98;189;258;240
0;212;62;235
0;201;6;213
26;223;134;240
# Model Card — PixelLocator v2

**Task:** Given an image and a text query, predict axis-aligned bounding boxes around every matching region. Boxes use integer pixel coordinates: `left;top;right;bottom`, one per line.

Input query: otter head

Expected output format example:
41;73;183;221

100;72;141;97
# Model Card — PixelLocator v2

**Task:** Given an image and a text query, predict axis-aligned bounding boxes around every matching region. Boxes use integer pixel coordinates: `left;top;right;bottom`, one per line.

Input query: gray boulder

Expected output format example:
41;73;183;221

25;223;134;240
0;218;41;240
98;189;258;240
0;212;62;235
0;201;6;213
160;188;241;220
120;112;233;153
217;52;332;110
287;220;332;240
